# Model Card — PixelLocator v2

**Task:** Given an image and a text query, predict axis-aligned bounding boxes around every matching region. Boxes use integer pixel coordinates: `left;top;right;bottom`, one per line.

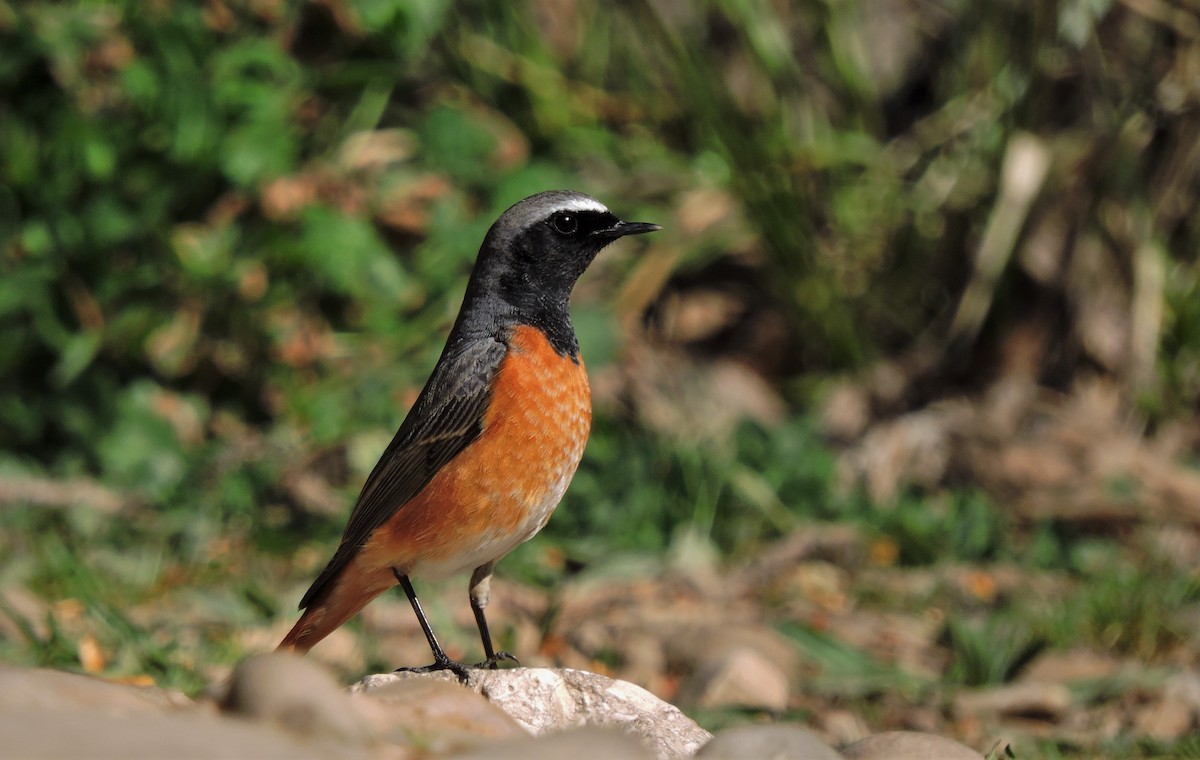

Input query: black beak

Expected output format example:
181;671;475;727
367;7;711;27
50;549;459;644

593;220;662;240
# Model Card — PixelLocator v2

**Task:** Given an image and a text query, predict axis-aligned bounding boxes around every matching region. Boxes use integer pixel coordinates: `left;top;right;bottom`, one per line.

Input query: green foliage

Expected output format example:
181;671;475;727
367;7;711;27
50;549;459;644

0;507;210;692
96;381;196;499
546;417;850;560
943;615;1043;686
5;0;1200;491
1037;735;1200;760
1155;261;1200;417
1037;560;1200;659
2;7;1199;750
778;622;929;699
872;491;1011;566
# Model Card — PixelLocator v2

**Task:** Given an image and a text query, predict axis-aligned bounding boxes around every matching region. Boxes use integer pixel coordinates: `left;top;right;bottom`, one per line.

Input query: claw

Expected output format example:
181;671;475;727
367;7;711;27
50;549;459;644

473;651;519;670
395;653;472;684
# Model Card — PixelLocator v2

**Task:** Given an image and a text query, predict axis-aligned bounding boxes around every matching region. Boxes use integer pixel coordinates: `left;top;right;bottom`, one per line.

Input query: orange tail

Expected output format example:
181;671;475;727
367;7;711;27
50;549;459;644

277;560;395;653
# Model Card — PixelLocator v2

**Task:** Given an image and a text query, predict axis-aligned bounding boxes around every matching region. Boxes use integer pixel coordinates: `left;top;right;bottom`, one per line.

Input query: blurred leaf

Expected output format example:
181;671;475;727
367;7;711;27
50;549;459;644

96;382;192;499
52;331;102;388
1059;0;1113;47
145;306;201;377
83;195;139;246
82;133;116;180
780;622;929;698
220;117;300;186
290;205;413;308
944;616;1044;686
171;223;237;279
418;106;497;186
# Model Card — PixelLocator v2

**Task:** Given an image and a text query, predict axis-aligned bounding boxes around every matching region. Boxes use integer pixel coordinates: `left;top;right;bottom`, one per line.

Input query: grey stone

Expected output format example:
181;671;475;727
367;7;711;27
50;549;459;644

0;707;363;760
1018;648;1122;683
1131;671;1200;741
678;646;792;711
0;664;190;712
954;681;1072;721
355;675;528;752
697;724;844;759
354;667;712;760
219;652;370;742
446;725;654;759
841;731;983;759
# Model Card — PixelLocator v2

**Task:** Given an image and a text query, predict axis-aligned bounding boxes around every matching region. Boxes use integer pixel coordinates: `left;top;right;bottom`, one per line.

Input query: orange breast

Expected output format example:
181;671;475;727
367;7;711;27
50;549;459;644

360;324;591;579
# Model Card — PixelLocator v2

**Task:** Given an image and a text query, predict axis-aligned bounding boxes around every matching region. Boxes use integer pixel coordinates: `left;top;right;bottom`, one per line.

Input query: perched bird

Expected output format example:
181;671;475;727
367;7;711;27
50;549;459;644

278;190;660;680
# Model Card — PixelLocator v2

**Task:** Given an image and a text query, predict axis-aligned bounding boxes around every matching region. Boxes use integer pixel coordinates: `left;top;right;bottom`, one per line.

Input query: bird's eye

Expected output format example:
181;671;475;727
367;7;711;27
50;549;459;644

549;212;579;235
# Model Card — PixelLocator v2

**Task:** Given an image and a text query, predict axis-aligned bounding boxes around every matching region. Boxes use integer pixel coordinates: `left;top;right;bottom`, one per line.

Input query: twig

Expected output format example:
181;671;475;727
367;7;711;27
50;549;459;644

0;474;133;515
947;133;1052;352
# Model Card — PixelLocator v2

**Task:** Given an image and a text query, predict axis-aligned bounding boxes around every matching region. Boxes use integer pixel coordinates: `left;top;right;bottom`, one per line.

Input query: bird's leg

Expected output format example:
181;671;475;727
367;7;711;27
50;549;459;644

392;569;471;684
469;562;518;669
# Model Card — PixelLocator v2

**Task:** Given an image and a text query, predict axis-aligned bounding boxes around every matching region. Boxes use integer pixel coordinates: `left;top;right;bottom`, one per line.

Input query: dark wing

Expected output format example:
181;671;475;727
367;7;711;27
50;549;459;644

298;336;508;610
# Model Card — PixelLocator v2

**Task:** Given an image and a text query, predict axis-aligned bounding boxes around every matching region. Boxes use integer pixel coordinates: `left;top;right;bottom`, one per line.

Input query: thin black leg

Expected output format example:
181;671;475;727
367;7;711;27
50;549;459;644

392;569;470;684
468;563;518;669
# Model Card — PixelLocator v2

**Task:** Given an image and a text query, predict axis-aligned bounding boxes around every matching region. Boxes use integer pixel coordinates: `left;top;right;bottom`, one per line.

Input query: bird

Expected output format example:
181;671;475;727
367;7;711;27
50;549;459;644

278;190;660;681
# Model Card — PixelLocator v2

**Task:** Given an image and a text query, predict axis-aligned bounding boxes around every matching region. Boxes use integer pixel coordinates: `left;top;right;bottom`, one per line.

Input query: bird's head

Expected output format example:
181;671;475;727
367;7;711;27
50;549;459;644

481;190;660;294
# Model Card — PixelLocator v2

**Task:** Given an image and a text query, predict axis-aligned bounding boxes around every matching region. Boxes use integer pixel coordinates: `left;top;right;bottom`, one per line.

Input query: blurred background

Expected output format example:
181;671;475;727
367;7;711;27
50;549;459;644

2;0;1200;757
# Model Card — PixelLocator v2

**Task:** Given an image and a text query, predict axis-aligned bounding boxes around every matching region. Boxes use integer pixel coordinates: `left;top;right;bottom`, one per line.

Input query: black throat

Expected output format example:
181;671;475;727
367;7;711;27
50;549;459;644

452;244;583;362
495;263;580;359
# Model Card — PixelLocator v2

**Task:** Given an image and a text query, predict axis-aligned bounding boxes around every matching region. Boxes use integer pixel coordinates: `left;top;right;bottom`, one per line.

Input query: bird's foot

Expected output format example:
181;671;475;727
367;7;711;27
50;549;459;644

473;651;519;670
395;653;472;685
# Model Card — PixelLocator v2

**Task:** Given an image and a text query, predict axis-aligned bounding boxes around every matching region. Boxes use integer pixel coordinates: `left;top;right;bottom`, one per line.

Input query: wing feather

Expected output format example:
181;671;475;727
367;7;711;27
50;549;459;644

297;336;507;610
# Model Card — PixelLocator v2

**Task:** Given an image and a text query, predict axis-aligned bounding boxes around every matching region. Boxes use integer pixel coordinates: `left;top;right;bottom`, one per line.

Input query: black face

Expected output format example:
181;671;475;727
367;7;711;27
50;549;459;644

518;209;659;295
486;206;655;319
545;209;614;241
543;209;661;245
461;192;660;358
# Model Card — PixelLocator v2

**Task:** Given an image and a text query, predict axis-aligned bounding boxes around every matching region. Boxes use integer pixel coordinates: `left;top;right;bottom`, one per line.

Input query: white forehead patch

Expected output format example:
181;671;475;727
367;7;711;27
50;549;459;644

548;196;609;214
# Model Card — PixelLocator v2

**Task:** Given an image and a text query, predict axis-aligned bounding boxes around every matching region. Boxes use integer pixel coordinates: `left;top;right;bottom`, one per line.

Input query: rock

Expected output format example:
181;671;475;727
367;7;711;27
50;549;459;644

663;624;800;687
0;706;363;760
696;724;844;759
739;525;865;589
0;664;190;712
217;652;370;742
1018;648;1122;683
1165;669;1200;715
354;668;712;760
445;725;654;759
0;585;50;642
817;709;871;746
841;731;983;759
355;675;527;752
822;382;873;443
1131;671;1200;742
0;662;370;759
475;667;712;758
1132;697;1192;742
954;681;1073;721
677;645;791;711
